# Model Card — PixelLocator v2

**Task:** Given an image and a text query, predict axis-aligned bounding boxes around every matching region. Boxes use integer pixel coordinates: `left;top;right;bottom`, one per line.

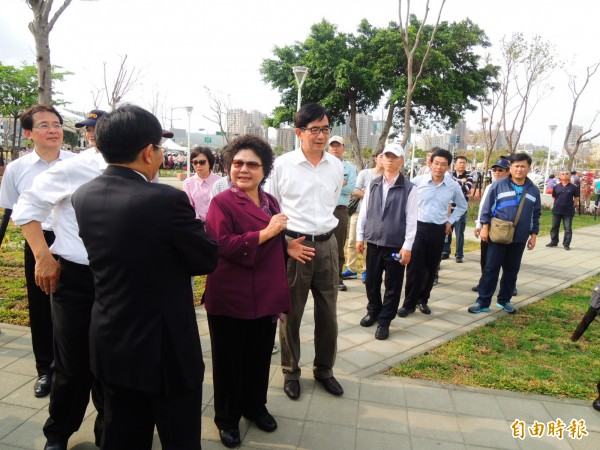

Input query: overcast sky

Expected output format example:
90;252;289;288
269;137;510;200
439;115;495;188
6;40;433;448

1;0;598;150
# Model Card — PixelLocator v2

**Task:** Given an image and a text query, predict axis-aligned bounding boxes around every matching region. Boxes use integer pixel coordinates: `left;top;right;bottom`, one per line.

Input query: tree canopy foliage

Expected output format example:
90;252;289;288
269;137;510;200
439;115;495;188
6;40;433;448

261;16;497;165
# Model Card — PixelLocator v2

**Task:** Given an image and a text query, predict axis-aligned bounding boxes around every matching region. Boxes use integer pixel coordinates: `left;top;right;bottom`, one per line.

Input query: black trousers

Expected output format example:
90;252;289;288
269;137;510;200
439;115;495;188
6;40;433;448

365;243;406;326
333;206;349;282
479;239;489;274
43;258;104;445
403;222;446;309
101;382;202;450
208;314;276;430
24;231;55;377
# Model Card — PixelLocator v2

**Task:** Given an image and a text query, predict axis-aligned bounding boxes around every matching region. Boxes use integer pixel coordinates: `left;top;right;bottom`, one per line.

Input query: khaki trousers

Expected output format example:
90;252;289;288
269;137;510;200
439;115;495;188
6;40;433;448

280;236;338;380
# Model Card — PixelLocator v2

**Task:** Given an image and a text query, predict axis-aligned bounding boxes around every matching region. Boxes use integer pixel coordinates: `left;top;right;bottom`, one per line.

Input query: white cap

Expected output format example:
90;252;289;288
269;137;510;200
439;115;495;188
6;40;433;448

328;135;344;145
383;142;405;158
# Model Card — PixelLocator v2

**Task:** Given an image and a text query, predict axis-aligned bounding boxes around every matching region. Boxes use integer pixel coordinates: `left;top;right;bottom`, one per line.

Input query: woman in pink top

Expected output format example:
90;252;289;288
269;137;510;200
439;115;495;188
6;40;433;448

182;146;222;221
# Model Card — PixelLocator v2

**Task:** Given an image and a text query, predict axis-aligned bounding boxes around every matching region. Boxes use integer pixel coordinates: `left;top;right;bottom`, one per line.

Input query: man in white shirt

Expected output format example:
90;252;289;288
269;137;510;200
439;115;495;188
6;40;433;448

265;103;344;400
355;143;418;340
12;110;108;450
0;105;75;399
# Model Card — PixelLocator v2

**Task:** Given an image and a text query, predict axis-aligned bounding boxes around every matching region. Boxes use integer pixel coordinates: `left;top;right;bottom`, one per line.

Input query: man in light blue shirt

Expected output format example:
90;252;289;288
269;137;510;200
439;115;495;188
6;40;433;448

399;147;467;317
328;135;357;291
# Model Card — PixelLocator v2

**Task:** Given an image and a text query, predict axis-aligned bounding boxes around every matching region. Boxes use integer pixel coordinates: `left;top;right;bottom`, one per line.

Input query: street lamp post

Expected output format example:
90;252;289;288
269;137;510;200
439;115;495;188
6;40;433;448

292;66;308;148
545;125;557;188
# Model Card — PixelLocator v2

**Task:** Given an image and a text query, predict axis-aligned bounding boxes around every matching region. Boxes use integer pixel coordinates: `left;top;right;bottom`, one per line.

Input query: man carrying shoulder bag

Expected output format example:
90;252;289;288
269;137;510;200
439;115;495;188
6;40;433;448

468;153;541;314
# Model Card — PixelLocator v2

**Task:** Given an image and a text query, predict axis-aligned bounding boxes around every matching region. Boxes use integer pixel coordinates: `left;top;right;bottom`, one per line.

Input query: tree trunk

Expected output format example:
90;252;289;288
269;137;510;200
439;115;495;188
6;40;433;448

374;103;396;154
348;96;363;170
11;117;19;161
33;29;52;104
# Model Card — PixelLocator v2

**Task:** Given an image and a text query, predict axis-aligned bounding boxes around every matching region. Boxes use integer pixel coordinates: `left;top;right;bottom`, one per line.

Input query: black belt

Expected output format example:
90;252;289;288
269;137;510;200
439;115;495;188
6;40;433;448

285;229;334;242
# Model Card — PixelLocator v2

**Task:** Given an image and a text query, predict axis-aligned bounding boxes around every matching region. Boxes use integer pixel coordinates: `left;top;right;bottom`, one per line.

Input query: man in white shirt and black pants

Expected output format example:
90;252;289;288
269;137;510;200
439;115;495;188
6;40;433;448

266;103;345;401
0;105;75;399
11;110;108;450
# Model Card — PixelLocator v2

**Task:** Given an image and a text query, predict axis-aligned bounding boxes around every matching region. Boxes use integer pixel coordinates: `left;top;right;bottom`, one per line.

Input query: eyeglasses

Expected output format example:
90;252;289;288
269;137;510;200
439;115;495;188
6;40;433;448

32;123;63;131
492;168;507;172
300;126;332;135
231;159;263;170
191;159;208;166
152;144;166;152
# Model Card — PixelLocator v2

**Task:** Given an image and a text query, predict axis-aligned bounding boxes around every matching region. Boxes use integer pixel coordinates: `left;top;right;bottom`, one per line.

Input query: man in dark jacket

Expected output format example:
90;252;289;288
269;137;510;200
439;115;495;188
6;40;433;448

72;105;218;449
355;143;418;340
547;170;579;250
468;153;541;314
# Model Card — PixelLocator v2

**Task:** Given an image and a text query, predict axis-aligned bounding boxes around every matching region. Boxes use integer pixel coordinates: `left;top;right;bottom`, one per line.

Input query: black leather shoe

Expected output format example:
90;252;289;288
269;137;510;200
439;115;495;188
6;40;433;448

397;307;415;317
455;257;463;263
360;314;377;327
593;397;600;412
283;379;300;400
375;324;389;340
441;253;449;260
315;376;343;396
512;288;518;296
418;304;431;314
34;374;52;398
219;429;241;448
471;286;478;292
545;243;557;247
44;442;67;450
564;245;571;250
245;412;277;432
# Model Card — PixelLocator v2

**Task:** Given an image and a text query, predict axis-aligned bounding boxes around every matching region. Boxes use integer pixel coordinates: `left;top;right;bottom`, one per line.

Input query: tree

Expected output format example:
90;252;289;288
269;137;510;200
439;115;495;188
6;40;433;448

261;19;384;168
25;0;73;103
103;55;140;110
203;87;232;145
563;61;600;170
496;33;557;153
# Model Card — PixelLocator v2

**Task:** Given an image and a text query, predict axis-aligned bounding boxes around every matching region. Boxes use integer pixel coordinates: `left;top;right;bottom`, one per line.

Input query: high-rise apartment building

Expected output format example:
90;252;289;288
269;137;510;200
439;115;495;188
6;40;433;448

276;127;295;152
566;125;583;148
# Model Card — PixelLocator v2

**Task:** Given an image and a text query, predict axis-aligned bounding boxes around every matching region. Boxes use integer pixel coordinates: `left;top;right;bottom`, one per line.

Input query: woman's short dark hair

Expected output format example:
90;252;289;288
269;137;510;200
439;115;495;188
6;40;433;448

95;104;162;164
431;147;453;165
294;103;331;129
20;105;63;131
224;135;274;185
190;146;215;170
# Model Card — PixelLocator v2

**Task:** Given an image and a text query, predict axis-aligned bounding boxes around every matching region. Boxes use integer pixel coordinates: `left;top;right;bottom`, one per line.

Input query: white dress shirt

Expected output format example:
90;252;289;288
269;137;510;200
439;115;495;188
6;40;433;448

264;148;344;235
0;149;75;231
12;148;107;265
356;173;419;250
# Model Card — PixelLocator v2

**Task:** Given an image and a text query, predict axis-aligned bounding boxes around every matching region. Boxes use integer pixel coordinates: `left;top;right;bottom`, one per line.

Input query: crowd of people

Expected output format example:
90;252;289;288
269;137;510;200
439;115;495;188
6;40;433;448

0;100;588;449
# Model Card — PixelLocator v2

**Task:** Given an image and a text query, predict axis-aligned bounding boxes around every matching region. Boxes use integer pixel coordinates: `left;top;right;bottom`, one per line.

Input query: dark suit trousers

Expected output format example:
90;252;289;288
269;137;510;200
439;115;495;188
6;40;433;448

24;231;55;377
101;382;202;450
403;222;446;309
365;243;406;326
208;314;276;430
333;206;349;282
43;259;104;444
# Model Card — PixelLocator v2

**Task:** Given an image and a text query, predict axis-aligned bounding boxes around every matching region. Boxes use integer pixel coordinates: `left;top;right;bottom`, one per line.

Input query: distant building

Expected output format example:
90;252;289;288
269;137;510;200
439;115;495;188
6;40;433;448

566;125;583;148
276;127;295;152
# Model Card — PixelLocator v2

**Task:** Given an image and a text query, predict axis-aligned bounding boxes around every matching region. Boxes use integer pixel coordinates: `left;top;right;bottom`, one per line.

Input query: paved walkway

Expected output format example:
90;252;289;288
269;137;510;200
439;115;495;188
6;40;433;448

2;224;600;449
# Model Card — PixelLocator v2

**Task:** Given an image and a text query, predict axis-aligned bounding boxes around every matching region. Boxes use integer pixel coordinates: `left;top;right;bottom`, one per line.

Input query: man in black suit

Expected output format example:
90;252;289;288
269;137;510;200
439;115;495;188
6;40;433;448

72;105;218;449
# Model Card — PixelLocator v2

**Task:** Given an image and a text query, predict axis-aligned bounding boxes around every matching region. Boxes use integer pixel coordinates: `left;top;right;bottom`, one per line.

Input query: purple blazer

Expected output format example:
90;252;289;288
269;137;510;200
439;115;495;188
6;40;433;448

204;188;291;319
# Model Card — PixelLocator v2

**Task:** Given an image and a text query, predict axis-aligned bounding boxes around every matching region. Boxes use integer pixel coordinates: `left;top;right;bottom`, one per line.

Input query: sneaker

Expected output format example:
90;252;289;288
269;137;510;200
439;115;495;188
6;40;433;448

496;302;516;314
361;272;366;284
564;245;570;251
441;253;449;260
338;282;347;291
468;304;490;314
545;243;558;247
455;256;463;263
341;269;358;279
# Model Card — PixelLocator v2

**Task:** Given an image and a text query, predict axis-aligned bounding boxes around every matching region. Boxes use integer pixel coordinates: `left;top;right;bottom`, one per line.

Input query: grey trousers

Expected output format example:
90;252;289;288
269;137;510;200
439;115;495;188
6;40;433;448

280;235;339;380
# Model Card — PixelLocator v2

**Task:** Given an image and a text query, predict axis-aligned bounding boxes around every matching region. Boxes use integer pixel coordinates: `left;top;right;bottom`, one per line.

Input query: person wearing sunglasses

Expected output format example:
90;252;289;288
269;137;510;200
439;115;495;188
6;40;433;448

204;135;313;448
182;146;222;222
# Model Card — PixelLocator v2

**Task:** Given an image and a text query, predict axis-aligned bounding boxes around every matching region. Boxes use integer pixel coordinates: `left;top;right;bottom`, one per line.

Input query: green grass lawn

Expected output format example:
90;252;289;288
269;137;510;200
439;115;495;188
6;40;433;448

387;274;600;400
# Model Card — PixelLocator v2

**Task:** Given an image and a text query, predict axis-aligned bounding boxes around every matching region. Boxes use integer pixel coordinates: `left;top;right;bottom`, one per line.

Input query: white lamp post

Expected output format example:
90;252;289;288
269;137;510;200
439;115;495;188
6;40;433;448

292;66;308;148
545;125;557;187
185;106;193;179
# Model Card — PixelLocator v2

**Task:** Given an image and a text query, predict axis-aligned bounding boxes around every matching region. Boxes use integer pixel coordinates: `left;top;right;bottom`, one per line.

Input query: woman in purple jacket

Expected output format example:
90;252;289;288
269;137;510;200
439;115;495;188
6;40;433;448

204;135;313;448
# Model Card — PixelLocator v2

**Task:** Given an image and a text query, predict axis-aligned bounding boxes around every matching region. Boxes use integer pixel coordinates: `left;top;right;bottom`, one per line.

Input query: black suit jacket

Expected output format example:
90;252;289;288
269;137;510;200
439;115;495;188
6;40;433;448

72;165;218;394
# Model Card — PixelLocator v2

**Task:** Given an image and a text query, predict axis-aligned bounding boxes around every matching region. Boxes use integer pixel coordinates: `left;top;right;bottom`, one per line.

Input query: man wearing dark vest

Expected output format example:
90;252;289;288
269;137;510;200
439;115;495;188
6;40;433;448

355;143;418;340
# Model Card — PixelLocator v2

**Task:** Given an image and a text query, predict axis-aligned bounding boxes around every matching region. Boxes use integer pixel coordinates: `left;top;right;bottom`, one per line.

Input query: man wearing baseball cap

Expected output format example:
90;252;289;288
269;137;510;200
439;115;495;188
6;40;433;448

471;159;512;293
327;135;356;291
75;109;106;149
356;143;418;340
